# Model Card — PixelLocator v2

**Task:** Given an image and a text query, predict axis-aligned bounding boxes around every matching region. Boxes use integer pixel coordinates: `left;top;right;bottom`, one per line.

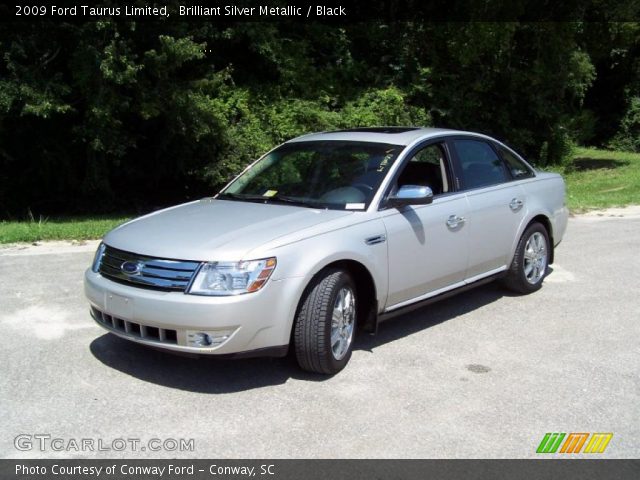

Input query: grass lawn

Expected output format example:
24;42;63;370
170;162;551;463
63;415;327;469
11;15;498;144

0;216;130;244
555;147;640;212
1;147;639;244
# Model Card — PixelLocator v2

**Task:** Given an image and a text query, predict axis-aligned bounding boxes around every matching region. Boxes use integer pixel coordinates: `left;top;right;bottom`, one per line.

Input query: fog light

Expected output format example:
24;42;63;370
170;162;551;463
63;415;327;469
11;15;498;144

191;332;212;347
186;329;234;348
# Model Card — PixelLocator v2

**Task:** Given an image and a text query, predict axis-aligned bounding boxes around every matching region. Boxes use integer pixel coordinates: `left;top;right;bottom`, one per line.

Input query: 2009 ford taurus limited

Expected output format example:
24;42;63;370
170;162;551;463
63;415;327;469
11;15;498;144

85;127;568;374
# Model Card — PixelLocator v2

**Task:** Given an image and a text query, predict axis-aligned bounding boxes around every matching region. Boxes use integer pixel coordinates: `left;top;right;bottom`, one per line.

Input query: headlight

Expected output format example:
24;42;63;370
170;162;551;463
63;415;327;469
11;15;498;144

188;257;276;296
92;243;106;273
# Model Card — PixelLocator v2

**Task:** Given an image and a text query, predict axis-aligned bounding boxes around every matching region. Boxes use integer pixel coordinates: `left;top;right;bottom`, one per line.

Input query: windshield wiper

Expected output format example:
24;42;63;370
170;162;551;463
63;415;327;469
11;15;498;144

217;192;270;203
269;194;323;207
219;192;326;208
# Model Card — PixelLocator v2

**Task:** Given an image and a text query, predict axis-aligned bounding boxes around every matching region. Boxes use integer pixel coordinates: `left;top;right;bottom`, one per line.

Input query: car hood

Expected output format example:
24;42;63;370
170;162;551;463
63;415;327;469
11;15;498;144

104;199;353;261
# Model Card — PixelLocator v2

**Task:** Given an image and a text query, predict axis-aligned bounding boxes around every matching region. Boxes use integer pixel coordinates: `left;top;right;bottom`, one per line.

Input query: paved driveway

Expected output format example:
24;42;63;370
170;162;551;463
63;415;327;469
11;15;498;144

1;212;638;458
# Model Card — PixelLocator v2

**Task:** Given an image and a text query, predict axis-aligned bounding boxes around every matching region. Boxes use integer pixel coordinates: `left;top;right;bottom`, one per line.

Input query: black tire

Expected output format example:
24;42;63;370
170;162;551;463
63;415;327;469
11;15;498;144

503;222;550;294
294;269;357;374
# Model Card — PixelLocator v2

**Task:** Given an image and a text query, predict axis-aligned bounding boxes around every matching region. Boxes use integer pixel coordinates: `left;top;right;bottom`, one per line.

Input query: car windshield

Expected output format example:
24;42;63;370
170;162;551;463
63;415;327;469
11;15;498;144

219;141;403;210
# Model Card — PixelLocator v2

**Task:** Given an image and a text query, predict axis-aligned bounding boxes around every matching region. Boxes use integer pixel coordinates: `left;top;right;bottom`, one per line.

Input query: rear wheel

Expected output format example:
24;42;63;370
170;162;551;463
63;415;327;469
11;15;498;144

503;222;550;294
294;269;357;374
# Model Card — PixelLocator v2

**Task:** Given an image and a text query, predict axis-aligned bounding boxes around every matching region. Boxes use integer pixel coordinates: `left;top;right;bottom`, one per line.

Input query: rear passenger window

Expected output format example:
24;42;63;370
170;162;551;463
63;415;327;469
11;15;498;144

498;146;535;179
452;139;508;189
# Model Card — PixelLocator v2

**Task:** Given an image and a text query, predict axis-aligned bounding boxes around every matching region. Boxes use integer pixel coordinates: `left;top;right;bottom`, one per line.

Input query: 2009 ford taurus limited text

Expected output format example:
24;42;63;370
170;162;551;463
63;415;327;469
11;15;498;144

85;127;568;374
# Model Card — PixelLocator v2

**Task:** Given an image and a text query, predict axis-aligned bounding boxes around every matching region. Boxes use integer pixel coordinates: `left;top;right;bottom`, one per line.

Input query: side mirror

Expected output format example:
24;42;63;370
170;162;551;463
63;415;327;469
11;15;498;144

388;185;434;208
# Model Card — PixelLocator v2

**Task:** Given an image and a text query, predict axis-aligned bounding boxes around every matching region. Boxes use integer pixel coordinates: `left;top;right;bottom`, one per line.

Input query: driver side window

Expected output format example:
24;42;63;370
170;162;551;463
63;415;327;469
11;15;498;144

396;143;450;195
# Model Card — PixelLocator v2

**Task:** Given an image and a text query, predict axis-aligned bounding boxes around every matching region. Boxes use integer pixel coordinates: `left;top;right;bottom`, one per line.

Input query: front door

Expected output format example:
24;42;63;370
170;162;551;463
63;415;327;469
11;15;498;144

379;141;470;310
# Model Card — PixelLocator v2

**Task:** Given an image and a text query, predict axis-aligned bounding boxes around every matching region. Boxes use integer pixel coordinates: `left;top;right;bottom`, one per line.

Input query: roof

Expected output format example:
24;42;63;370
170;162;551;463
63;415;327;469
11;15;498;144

286;127;468;146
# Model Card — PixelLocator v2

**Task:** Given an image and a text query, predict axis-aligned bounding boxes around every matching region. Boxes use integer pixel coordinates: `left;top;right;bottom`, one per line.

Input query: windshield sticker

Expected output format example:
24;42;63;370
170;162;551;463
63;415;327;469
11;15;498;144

345;203;365;210
377;150;395;172
263;190;278;197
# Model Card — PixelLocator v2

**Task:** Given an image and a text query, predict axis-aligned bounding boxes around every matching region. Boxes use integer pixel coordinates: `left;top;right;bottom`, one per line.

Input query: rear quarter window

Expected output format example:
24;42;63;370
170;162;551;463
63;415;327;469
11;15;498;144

498;146;535;179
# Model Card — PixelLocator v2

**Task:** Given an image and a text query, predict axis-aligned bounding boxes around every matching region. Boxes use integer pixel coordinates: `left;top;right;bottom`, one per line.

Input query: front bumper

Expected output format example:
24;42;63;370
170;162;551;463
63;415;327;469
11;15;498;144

84;269;305;355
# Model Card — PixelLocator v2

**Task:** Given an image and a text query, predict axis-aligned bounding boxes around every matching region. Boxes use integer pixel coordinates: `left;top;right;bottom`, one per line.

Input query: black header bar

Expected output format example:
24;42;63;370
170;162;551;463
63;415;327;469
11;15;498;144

3;459;640;480
4;0;640;23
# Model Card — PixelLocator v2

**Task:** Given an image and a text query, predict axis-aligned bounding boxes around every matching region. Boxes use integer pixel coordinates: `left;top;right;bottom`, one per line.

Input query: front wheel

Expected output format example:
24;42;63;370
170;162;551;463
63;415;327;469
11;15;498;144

294;269;357;374
503;222;550;294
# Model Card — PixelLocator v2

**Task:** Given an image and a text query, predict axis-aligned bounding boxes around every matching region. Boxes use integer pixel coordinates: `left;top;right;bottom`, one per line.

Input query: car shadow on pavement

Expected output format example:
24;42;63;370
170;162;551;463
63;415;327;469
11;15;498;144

358;281;513;352
89;281;513;394
90;334;308;393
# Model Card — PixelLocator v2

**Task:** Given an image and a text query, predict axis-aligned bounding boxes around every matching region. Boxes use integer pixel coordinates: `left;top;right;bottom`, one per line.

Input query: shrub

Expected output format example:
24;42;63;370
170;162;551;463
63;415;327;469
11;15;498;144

609;96;640;152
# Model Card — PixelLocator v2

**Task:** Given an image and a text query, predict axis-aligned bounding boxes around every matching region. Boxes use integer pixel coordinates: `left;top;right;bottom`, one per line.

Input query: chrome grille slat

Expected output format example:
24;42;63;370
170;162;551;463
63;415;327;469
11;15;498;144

101;256;124;270
139;266;193;281
99;246;199;292
101;262;192;282
100;267;190;289
104;249;199;271
140;260;199;271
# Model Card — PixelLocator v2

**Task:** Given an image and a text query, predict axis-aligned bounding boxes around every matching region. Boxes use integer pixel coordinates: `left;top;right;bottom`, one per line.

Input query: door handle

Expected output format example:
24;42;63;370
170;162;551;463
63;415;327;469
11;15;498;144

446;214;466;229
509;198;524;211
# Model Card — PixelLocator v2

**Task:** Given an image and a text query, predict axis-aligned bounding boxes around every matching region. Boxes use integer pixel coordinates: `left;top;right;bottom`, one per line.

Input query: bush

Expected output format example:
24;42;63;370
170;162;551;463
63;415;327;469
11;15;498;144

538;128;576;168
609;96;640;152
340;88;430;127
203;87;430;189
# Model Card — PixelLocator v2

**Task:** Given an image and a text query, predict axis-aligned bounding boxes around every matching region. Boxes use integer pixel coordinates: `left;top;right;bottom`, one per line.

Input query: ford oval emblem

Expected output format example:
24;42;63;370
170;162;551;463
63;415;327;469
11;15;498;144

121;261;143;275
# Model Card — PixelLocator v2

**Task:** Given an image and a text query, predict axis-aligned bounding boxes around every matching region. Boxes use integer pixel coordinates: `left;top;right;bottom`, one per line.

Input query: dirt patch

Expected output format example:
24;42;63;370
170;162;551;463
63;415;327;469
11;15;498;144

571;158;629;171
577;205;640;219
0;239;101;256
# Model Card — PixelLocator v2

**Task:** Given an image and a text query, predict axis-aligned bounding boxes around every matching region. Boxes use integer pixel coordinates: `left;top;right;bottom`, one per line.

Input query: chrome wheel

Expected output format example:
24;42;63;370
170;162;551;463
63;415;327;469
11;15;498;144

330;287;355;361
523;231;547;284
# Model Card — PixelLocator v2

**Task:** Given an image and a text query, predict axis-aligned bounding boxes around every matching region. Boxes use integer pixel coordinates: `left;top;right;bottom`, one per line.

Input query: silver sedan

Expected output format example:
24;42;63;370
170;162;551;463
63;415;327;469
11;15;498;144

85;127;568;374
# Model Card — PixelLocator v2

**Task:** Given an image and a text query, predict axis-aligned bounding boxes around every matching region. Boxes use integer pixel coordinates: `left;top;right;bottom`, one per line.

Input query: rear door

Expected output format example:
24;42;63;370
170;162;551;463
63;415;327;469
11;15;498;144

447;137;528;280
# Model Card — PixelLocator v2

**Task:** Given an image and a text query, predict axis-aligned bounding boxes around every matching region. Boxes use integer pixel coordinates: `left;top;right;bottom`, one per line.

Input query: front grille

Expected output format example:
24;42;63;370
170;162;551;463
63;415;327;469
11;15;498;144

99;245;200;292
92;307;178;345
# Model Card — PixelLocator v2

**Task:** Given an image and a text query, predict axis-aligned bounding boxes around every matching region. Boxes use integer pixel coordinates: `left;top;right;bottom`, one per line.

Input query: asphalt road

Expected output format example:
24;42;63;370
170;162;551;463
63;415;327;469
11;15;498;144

1;211;639;459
